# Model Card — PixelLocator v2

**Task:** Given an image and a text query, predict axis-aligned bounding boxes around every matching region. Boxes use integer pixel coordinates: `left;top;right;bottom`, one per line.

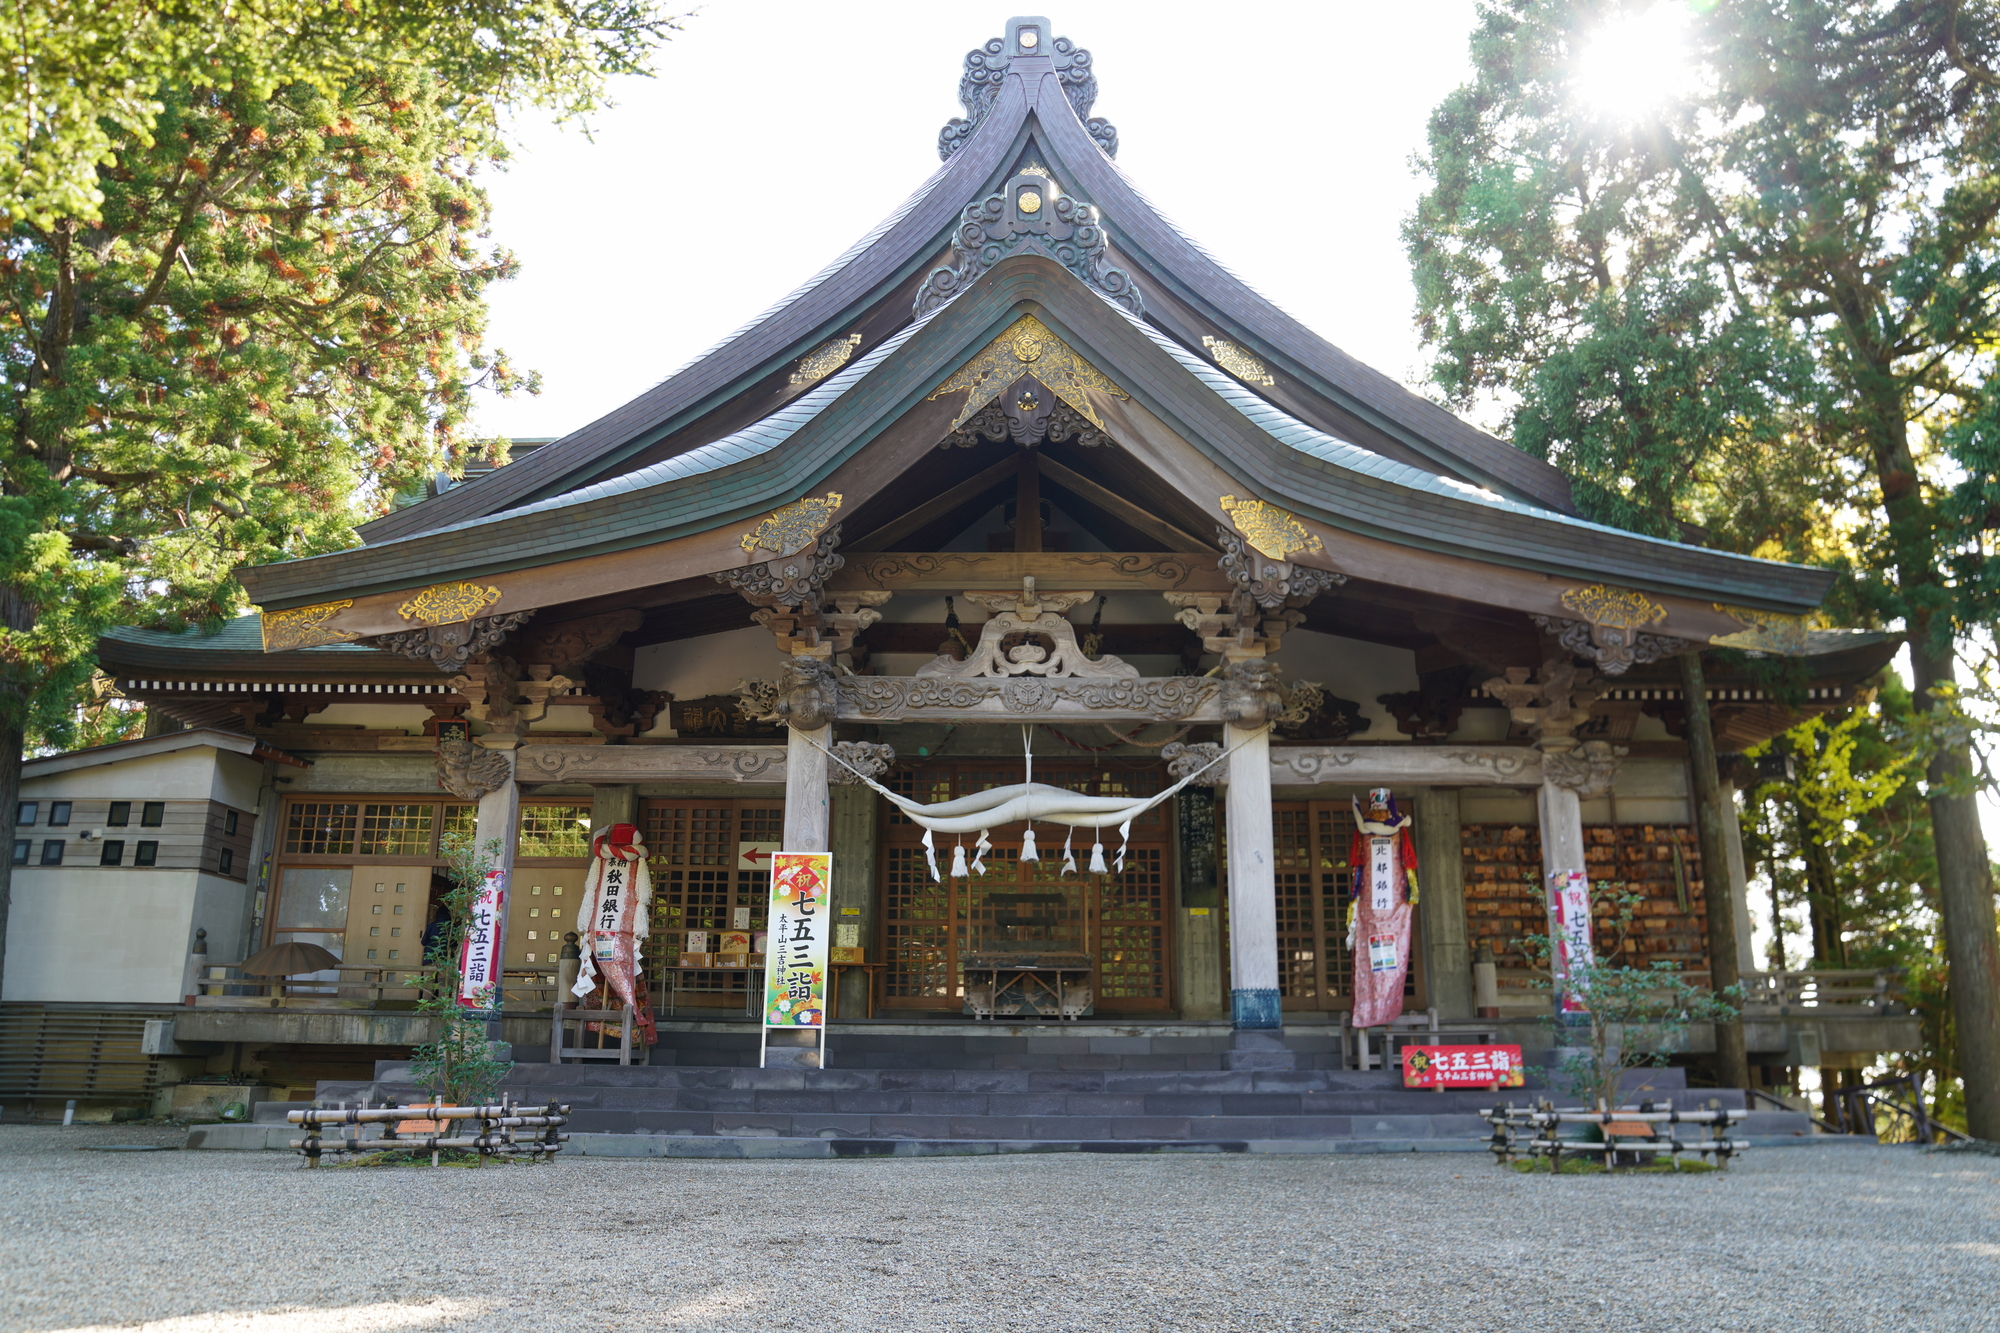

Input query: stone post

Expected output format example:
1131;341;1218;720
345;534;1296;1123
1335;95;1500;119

473;743;520;1043
1413;787;1472;1020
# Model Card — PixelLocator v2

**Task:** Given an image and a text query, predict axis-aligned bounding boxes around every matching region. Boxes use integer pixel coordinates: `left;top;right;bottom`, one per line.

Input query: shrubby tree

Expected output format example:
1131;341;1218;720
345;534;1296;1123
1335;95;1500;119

0;1;689;991
1407;0;2000;1140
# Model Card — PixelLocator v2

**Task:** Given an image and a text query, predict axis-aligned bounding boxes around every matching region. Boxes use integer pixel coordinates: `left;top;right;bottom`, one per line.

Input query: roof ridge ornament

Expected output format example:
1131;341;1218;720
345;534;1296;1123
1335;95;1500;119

927;314;1129;431
915;172;1142;318
938;21;1119;161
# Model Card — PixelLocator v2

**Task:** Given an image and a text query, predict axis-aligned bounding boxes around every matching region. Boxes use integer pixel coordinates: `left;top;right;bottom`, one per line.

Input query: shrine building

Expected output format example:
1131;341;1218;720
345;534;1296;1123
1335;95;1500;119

17;18;1919;1122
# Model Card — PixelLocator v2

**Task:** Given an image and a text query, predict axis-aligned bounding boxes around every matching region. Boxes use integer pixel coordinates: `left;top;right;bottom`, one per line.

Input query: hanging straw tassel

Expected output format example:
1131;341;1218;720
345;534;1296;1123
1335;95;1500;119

949;841;969;879
1088;841;1109;874
1020;825;1038;863
972;829;990;875
1061;829;1077;876
923;830;941;883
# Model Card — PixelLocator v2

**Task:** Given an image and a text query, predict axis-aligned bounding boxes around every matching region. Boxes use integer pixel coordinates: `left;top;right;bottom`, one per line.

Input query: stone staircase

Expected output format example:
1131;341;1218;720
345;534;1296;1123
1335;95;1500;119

296;1023;1815;1158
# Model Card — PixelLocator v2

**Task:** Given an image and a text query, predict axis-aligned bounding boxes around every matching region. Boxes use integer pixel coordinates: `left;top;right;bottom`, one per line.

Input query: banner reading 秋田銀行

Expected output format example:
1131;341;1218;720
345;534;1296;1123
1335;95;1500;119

762;852;830;1028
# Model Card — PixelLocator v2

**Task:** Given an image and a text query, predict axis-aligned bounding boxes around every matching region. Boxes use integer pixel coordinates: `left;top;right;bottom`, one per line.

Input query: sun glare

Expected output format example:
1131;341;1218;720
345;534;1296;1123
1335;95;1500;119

1572;5;1695;120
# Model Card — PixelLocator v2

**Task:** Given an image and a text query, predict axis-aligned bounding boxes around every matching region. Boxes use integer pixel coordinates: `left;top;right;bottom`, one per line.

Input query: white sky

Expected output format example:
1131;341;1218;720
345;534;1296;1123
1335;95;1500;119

469;0;1484;439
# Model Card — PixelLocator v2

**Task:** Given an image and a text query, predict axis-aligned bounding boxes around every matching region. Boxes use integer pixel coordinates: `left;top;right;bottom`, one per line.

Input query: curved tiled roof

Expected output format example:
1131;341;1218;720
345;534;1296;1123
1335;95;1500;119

359;38;1577;546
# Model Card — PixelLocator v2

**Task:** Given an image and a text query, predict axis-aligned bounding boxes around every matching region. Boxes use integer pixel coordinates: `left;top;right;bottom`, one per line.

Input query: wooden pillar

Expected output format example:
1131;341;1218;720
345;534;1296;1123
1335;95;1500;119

1721;779;1758;975
1414;787;1472;1021
1224;722;1280;1029
830;785;877;1018
474;745;520;1041
1535;772;1587;891
591;783;638;837
1535;765;1586;1019
784;724;831;852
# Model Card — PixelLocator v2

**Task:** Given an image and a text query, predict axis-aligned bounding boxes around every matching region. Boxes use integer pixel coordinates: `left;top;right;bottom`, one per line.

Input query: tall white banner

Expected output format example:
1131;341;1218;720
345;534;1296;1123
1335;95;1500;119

457;869;506;1010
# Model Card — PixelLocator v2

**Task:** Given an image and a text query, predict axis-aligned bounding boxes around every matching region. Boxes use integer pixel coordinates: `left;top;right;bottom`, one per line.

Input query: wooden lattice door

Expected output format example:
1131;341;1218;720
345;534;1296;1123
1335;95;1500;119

878;762;1174;1013
640;800;783;1008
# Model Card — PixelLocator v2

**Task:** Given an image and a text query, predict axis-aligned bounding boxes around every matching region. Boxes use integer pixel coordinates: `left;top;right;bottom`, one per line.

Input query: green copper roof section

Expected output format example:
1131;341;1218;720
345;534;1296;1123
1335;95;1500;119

240;255;1831;616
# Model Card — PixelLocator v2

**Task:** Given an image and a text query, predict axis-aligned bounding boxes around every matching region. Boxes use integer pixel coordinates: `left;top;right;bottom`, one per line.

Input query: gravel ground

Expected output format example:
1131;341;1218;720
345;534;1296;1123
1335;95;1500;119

2;1125;1996;1333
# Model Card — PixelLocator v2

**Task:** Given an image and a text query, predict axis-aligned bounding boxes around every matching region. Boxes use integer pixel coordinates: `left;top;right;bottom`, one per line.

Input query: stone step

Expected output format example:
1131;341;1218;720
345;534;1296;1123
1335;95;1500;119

353;1058;1693;1101
313;1062;1740;1130
289;1086;1808;1144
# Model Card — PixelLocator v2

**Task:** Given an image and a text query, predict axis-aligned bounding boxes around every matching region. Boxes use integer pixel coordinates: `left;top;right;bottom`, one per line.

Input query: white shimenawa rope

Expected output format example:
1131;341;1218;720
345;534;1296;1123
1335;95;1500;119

815;727;1255;883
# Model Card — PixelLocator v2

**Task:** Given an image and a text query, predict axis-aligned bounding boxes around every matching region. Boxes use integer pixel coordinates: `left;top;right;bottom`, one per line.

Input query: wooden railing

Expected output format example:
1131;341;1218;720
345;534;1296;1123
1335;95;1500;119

1735;969;1905;1015
187;962;562;1010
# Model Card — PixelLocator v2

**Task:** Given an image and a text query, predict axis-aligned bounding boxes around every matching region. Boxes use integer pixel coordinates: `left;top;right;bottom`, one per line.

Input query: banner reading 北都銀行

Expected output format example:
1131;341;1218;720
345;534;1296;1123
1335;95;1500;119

763;852;830;1028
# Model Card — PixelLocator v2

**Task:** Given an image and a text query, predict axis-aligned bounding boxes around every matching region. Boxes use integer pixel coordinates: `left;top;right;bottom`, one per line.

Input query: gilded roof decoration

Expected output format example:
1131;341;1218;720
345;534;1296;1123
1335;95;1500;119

926;315;1128;430
260;600;359;652
1711;604;1817;655
788;334;862;388
1559;584;1666;630
397;581;503;625
740;492;843;557
1202;336;1275;387
1219;496;1323;560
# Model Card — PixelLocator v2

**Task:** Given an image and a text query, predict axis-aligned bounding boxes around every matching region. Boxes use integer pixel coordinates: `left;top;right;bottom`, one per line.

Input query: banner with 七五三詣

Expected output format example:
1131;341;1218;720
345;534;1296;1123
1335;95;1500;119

1548;869;1593;1014
763;852;830;1028
457;869;506;1010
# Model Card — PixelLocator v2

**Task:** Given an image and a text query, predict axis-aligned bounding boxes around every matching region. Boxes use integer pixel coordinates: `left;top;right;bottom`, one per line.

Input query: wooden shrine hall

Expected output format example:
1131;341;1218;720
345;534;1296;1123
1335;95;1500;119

102;17;1906;1088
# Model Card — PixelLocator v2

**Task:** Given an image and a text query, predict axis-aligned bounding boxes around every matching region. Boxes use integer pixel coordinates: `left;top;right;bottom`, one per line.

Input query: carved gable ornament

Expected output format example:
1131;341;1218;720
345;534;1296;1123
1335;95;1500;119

938;27;1118;162
739;493;843;557
261;600;359;651
1202;337;1275;387
1711;604;1818;655
1559;584;1666;629
913;173;1143;319
1219;496;1322;560
789;334;862;389
926;315;1128;431
1539;584;1690;676
917;575;1138;682
398;581;502;626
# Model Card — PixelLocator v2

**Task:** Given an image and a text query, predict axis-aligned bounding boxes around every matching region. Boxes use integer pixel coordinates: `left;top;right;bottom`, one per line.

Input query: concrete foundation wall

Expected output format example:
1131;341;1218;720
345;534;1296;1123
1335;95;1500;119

2;869;241;1002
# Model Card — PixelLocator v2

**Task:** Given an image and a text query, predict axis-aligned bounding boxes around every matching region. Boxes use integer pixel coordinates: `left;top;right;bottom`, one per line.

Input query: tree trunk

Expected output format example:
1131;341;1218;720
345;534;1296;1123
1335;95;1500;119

0;729;18;998
1911;640;2000;1141
1861;385;2000;1142
1679;651;1750;1089
1796;800;1845;969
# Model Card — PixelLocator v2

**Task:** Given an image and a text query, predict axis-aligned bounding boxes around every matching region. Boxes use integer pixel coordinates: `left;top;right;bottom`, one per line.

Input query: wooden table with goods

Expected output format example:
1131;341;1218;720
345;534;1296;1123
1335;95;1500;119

661;952;763;1018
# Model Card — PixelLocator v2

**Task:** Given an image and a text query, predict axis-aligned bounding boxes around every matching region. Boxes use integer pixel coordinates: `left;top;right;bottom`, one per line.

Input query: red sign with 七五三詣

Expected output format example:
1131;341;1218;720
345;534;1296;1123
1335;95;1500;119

1402;1044;1526;1088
